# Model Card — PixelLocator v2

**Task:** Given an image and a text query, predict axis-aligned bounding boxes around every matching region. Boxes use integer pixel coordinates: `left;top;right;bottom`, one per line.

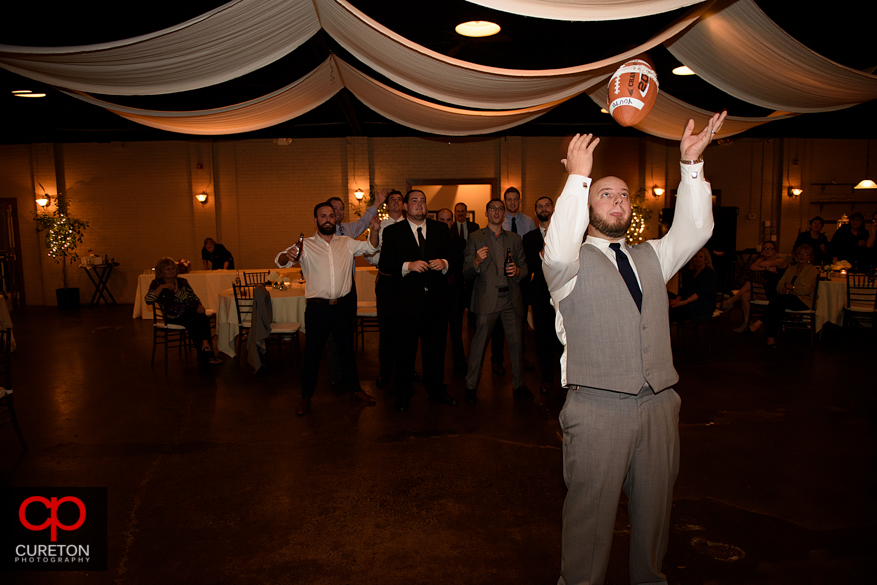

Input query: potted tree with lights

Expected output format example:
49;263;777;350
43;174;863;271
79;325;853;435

33;192;89;309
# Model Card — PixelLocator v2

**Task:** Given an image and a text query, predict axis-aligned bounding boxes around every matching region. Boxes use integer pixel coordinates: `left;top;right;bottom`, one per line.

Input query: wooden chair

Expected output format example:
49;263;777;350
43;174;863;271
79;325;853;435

243;271;270;285
355;301;379;351
151;303;193;366
0;329;26;451
781;277;820;347
747;271;771;326
843;273;877;334
232;283;255;356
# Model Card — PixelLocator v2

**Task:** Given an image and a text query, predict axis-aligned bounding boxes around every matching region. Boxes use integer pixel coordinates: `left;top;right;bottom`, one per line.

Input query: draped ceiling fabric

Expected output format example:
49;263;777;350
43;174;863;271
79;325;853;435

587;83;797;140
318;0;710;109
334;58;563;136
666;0;877;112
0;0;874;138
61;59;342;135
466;0;706;21
0;0;319;95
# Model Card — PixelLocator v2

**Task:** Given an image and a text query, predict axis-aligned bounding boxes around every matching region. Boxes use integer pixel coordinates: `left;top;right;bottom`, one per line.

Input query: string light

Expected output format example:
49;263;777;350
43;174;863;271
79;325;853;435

625;189;652;246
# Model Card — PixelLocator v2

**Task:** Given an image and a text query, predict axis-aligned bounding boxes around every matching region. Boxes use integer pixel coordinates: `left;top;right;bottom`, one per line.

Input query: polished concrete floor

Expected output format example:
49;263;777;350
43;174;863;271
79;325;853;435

1;304;875;584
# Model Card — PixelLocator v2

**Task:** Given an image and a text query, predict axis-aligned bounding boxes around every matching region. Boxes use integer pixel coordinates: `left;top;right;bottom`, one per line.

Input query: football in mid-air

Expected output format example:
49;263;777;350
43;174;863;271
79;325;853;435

607;59;659;127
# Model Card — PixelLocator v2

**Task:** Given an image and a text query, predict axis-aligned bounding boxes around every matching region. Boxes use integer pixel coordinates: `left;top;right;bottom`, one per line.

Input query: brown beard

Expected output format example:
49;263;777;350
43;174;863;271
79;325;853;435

318;222;335;235
589;206;631;239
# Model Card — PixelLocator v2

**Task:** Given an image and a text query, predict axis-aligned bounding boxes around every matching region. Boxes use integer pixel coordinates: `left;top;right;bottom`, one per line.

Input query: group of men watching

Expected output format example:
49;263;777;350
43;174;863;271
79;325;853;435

276;185;561;415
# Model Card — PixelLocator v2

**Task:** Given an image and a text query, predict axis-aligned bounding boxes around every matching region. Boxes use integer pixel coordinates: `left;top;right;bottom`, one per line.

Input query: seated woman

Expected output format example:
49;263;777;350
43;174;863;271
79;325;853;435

722;242;788;332
747;244;818;348
146;257;222;364
669;247;717;325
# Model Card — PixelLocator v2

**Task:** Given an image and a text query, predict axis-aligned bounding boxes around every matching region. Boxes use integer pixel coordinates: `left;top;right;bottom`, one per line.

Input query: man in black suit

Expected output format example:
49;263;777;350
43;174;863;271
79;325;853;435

522;196;560;393
438;208;469;376
379;190;457;412
453;202;479;241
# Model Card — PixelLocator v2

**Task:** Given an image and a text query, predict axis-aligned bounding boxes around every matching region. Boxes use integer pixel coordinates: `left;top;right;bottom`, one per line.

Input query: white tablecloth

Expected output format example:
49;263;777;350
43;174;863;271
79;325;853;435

216;286;307;357
132;268;301;319
815;278;847;332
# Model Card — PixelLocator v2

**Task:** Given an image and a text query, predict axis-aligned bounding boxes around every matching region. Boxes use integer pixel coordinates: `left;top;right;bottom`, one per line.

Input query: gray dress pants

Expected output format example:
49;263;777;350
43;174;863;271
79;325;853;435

558;384;680;585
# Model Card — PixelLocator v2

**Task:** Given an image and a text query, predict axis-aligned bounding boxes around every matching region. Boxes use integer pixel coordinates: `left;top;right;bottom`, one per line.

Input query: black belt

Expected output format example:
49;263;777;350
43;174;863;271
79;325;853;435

497;286;509;293
308;297;338;305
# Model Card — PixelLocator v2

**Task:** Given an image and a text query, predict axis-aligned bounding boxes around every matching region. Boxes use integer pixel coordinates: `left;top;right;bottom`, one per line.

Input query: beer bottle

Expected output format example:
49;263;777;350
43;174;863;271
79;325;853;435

505;248;513;275
294;233;305;261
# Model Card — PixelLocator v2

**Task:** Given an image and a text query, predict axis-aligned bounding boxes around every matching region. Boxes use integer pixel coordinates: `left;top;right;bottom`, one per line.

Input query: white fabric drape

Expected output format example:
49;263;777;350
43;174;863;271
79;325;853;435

0;0;319;95
62;59;341;135
586;82;797;140
665;0;877;113
466;0;705;21
335;58;562;136
317;0;710;109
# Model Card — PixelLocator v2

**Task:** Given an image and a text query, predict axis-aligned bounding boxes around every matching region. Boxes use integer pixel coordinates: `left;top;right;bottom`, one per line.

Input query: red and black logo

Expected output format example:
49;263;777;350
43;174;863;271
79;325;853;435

1;488;107;571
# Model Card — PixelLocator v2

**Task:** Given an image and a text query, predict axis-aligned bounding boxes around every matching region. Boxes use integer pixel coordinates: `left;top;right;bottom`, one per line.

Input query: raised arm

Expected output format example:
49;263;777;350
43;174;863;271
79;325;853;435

651;112;727;282
543;133;600;292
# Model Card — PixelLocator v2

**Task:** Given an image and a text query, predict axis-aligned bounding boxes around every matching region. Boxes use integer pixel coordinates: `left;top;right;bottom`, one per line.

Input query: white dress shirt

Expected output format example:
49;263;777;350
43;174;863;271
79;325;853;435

275;232;377;299
364;214;405;266
543;162;713;387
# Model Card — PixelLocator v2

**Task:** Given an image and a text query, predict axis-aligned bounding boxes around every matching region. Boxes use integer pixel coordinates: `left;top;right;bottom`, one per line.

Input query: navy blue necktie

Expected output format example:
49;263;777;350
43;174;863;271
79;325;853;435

511;217;518;233
609;243;642;312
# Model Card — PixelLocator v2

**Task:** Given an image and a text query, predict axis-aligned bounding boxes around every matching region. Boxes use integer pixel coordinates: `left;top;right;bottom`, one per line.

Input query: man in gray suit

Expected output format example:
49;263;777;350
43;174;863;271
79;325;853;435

463;199;530;404
545;111;727;585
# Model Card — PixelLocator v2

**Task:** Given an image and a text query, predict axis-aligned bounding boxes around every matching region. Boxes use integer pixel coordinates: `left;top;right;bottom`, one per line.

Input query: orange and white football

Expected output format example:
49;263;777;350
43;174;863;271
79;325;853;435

608;59;659;127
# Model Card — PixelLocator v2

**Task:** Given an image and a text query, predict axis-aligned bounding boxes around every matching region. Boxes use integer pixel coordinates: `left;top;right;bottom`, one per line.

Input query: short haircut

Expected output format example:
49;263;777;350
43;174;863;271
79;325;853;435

486;199;505;211
404;189;425;204
810;216;824;225
387;189;403;201
155;257;177;276
534;196;553;210
437;207;453;218
203;237;215;246
314;201;334;218
327;196;344;207
503;187;520;199
454;202;467;210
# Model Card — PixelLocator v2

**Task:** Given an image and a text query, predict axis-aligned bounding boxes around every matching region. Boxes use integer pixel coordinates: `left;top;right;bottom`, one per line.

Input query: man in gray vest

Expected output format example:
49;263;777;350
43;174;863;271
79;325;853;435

545;111;727;585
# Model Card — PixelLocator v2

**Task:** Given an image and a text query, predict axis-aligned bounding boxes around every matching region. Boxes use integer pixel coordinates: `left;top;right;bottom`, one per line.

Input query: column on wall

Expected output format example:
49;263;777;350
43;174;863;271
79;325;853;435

190;141;217;257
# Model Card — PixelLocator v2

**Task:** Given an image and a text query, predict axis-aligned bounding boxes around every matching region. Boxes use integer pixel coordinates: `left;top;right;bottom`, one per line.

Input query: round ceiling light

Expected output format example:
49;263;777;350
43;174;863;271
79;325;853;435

672;66;695;76
12;90;46;98
455;21;501;38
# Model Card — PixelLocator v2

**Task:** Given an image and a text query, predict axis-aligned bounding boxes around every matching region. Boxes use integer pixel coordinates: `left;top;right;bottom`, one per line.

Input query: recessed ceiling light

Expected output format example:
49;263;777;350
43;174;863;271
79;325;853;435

672;66;695;76
600;108;609;114
12;90;32;94
15;92;46;98
455;21;501;38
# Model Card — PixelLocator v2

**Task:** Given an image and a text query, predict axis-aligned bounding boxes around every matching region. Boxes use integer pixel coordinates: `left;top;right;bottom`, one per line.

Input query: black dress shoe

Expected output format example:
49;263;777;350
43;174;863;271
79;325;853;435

513;386;534;400
375;376;389;389
491;363;505;375
396;399;410;413
464;389;477;404
429;390;458;406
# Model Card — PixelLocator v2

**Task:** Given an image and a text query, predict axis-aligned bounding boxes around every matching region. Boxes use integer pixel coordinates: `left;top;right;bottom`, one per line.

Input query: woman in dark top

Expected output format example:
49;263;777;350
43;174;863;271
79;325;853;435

201;238;234;270
669;247;717;325
146;257;222;364
793;216;830;266
722;242;788;332
748;244;818;348
831;212;870;271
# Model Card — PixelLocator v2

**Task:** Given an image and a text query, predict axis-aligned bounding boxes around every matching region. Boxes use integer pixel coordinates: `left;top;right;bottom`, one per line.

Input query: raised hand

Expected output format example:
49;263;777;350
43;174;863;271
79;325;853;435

562;133;600;177
374;188;389;208
680;111;727;161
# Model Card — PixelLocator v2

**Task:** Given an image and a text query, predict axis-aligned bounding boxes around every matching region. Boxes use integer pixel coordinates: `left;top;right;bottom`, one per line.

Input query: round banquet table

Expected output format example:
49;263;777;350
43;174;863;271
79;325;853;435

216;285;307;357
814;277;847;333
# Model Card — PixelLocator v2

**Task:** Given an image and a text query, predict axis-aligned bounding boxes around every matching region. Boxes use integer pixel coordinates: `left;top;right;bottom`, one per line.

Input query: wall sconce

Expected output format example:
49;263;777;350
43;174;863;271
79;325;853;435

196;192;208;204
354;188;364;200
36;195;50;207
788;187;803;198
652;186;665;198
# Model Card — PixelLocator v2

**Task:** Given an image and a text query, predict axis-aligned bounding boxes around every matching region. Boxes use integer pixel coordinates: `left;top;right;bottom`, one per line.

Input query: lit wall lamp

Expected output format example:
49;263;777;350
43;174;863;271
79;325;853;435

788;187;803;198
196;192;208;204
354;188;364;200
36;195;50;207
854;139;875;189
652;186;665;198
